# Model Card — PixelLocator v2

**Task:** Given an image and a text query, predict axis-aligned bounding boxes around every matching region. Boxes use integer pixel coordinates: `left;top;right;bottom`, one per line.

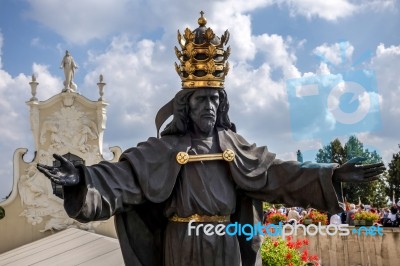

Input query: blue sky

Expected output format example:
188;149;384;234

0;0;400;200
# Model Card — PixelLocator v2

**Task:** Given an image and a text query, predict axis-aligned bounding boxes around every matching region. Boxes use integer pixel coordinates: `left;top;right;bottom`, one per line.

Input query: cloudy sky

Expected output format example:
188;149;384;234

0;0;399;200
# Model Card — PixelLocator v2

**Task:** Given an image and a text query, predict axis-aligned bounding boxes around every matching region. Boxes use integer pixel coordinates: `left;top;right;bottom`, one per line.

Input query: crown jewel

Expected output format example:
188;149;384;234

175;11;231;89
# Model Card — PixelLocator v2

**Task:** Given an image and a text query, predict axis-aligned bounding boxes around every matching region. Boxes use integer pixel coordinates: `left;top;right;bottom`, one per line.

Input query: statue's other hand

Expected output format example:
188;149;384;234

332;157;386;183
37;154;80;186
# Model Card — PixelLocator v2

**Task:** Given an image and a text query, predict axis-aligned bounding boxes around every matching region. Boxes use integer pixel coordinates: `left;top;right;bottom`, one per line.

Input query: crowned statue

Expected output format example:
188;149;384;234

38;12;385;266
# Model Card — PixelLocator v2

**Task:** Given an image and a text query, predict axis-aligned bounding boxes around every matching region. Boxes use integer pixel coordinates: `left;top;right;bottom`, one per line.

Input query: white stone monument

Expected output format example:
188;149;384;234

0;66;121;253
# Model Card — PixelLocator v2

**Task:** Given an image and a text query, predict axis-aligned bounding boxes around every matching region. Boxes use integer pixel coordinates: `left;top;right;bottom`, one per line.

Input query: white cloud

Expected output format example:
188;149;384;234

375;43;400;58
31;63;63;99
0;69;32;200
369;44;400;149
214;12;256;62
371;44;400;117
22;0;397;55
24;0;264;45
253;34;300;79
280;0;357;21
313;42;354;66
279;40;400;165
277;0;397;21
25;0;145;45
80;35;179;146
310;42;400;165
74;3;302;143
354;0;397;12
317;62;331;75
24;0;395;49
228;63;283;111
0;35;65;198
0;71;29;140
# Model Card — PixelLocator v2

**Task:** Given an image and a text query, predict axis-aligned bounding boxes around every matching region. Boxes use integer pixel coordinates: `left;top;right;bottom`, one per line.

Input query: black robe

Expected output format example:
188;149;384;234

63;128;342;265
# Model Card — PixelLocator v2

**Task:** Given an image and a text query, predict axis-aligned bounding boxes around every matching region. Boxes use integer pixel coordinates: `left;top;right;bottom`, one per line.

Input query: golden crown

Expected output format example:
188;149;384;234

175;11;231;89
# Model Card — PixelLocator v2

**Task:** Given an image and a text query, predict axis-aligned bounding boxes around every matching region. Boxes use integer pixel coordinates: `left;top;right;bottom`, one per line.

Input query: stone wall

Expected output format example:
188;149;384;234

291;227;400;265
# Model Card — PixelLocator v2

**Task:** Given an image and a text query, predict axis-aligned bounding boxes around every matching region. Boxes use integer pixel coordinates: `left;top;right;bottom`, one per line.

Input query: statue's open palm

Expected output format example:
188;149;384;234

332;157;386;183
37;154;80;186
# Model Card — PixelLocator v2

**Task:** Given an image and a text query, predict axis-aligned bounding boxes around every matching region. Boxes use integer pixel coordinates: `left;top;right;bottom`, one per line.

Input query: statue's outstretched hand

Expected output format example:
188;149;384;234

37;154;80;186
332;157;386;183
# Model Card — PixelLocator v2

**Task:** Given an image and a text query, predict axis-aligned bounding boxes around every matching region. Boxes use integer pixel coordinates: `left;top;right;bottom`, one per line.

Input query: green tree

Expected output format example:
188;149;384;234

386;145;400;205
315;136;387;207
316;138;345;164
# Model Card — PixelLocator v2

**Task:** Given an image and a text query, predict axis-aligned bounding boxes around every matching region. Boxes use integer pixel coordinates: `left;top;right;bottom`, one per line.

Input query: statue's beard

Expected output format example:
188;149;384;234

192;118;216;135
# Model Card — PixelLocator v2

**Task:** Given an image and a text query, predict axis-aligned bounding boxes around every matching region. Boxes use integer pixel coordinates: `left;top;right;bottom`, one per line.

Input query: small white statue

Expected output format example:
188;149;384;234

60;50;78;92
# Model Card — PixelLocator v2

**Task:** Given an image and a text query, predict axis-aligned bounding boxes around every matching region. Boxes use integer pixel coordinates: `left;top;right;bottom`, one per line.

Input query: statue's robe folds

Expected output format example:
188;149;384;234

63;128;342;266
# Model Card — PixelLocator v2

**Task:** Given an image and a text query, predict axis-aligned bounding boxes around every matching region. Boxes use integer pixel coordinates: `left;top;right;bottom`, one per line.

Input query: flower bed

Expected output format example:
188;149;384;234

261;236;320;266
266;212;287;224
302;210;328;225
354;211;380;226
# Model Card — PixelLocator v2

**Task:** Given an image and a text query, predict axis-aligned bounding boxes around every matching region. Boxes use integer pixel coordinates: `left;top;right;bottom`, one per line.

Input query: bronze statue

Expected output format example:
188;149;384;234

37;12;385;266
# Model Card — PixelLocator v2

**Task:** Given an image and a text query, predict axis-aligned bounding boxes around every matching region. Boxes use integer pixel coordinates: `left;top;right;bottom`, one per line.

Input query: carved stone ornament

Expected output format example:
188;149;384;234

39;106;99;154
17;164;100;232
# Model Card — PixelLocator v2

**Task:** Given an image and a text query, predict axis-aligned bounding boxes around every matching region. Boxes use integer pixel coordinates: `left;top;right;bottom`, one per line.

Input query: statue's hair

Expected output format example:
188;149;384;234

160;89;235;136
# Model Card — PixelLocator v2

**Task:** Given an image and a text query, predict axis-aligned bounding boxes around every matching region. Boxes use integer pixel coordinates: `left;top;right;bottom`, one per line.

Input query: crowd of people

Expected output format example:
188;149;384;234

263;203;400;227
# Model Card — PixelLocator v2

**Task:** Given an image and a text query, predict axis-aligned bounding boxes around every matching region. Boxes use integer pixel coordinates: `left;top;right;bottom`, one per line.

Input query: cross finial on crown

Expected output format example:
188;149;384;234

198;11;207;26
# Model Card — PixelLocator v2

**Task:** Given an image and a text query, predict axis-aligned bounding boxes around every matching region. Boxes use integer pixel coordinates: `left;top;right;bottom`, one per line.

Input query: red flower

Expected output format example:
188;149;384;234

286;241;294;248
309;254;319;261
301;249;309;261
273;241;279;247
286;235;292;241
302;239;309;245
295;239;303;249
286;252;292;259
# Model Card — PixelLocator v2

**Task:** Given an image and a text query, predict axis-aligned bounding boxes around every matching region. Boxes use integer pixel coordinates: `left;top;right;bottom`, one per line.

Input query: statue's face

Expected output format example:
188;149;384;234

188;89;219;136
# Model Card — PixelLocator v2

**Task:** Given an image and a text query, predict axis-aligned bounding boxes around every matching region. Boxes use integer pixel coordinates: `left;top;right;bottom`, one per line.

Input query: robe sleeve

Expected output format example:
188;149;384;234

246;159;343;214
63;135;187;223
219;129;343;215
63;160;146;223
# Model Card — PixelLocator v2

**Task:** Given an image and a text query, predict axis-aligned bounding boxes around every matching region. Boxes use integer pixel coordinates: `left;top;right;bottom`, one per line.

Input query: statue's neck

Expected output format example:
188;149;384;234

189;127;216;140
